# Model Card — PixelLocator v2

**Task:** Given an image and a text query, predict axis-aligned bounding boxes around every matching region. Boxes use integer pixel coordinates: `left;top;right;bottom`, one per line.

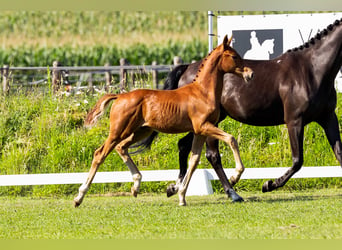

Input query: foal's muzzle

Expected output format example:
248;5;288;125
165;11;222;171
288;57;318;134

242;67;254;82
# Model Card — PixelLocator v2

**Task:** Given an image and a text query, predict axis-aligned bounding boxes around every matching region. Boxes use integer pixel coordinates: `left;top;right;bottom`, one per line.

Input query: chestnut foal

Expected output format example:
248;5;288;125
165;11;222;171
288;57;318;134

74;35;253;207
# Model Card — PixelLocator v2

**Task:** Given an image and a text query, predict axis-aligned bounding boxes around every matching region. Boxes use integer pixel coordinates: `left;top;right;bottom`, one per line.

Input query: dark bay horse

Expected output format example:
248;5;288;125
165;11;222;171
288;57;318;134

136;19;342;198
73;35;253;207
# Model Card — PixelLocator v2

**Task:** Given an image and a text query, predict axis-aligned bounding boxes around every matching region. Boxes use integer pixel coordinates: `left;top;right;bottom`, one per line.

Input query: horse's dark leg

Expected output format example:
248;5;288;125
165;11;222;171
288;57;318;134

262;119;304;192
205;137;244;202
317;112;342;166
166;133;194;197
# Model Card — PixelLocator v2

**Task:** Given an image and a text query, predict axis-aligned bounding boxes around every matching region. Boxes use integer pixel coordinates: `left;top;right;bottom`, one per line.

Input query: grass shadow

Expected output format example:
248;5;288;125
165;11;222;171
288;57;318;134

245;192;342;203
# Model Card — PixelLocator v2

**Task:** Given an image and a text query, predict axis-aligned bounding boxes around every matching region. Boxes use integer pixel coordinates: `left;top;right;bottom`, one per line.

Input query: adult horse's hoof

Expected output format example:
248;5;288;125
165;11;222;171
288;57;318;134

262;180;274;193
166;184;177;197
228;189;244;202
232;195;244;203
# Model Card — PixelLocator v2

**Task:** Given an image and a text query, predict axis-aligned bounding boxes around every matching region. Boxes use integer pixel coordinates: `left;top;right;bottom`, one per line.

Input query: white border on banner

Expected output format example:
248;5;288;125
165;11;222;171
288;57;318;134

217;12;342;91
217;12;342;51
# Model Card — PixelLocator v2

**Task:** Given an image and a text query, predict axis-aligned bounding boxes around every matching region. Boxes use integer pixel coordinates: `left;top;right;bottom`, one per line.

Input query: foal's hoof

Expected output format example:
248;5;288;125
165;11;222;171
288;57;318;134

262;180;274;193
179;201;186;206
131;187;138;197
166;184;177;197
73;199;81;208
229;176;237;187
228;189;244;202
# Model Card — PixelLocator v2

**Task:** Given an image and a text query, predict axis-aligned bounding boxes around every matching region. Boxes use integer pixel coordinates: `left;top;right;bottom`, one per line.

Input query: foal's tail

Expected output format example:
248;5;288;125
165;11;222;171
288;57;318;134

84;94;118;128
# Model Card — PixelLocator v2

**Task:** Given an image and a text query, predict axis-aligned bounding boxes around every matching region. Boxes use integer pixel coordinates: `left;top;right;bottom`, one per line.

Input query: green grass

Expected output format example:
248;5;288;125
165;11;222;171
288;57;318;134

0;90;341;196
0;188;341;239
0;11;320;67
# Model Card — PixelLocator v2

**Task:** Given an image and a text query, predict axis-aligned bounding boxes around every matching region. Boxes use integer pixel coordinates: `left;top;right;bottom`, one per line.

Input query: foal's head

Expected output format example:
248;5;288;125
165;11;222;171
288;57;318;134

219;35;253;82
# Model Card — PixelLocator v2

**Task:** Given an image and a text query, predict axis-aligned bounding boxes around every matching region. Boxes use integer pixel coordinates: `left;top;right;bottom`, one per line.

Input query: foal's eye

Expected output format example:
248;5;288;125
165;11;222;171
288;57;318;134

232;55;238;60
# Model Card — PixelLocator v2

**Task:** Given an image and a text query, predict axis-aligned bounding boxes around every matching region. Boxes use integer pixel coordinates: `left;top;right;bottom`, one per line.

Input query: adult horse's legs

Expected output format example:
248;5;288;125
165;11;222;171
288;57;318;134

166;133;193;197
262;119;304;192
178;135;206;206
205;136;243;201
317;112;342;166
74;133;118;207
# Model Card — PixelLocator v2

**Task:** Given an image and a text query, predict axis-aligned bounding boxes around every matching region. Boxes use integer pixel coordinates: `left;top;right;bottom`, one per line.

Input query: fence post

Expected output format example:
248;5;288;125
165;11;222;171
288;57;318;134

120;58;129;92
104;63;112;92
2;65;9;95
52;61;62;93
173;56;183;66
131;69;135;88
88;73;94;94
152;61;158;89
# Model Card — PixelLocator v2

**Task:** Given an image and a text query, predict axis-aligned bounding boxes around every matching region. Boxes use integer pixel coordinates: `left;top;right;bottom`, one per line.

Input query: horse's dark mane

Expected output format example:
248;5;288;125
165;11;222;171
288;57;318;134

287;18;342;53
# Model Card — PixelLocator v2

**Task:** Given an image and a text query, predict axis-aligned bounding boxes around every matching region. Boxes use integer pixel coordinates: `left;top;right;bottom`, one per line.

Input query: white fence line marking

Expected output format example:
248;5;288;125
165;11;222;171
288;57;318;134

0;167;340;196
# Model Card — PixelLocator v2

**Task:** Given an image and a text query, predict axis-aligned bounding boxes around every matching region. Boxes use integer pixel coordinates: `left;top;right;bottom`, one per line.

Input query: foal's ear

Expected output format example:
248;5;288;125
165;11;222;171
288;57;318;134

223;35;233;50
228;36;233;45
223;35;228;50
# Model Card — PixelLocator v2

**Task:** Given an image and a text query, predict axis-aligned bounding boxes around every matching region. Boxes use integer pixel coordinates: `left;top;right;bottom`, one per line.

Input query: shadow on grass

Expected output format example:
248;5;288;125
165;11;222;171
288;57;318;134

245;192;342;203
179;189;342;207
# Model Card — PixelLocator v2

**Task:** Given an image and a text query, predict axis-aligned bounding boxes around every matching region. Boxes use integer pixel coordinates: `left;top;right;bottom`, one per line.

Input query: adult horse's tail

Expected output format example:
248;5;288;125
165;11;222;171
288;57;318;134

130;64;190;153
84;94;118;128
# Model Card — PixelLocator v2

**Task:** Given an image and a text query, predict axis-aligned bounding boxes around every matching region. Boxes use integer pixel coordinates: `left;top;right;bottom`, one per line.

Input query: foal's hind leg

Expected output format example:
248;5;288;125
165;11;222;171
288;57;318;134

74;133;118;207
115;128;154;197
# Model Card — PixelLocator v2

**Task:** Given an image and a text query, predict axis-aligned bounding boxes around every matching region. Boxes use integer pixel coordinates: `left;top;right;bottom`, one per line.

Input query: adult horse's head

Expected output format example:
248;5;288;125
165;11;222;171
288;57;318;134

220;35;254;82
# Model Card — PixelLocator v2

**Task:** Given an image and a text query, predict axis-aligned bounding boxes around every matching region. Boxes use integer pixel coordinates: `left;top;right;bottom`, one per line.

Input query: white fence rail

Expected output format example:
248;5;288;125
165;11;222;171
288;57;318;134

0;166;341;196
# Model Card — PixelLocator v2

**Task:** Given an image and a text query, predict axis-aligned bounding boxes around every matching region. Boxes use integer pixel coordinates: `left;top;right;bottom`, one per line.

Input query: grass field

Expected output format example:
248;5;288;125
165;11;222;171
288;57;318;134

0;188;341;239
1;10;341;243
1;90;342;196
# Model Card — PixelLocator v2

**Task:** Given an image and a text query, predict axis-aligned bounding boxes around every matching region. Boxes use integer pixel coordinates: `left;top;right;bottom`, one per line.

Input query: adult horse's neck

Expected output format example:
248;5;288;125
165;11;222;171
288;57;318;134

289;19;342;87
192;45;225;101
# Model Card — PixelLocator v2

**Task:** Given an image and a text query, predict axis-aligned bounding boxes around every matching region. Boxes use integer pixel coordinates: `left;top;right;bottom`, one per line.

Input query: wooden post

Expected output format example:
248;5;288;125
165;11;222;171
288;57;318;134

131;70;135;88
173;56;183;66
88;73;94;94
52;61;62;93
152;61;158;89
104;63;112;92
120;58;129;92
2;65;9;95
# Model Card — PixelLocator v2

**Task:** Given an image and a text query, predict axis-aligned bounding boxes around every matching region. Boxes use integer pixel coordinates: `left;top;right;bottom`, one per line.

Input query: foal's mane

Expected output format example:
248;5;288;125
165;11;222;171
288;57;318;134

191;43;223;83
287;18;342;53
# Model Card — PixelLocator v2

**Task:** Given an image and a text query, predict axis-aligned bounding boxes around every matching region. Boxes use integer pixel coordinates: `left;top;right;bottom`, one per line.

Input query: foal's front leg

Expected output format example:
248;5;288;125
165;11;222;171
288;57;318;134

205;136;243;201
178;135;206;206
166;133;194;197
199;122;244;202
